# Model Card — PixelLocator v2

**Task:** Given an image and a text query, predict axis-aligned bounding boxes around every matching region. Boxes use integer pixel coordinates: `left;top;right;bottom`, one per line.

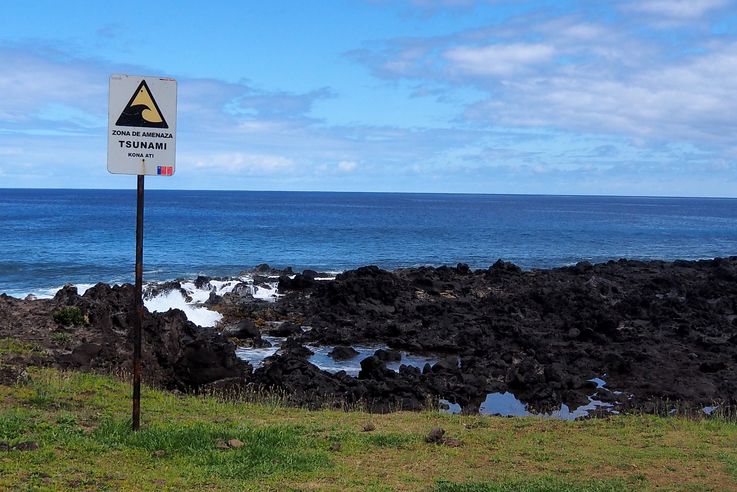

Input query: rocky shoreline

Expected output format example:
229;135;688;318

3;257;737;416
0;283;248;390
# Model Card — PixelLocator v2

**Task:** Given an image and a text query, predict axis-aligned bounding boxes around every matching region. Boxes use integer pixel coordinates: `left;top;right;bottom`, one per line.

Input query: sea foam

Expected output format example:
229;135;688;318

7;273;285;329
144;274;282;327
144;289;223;328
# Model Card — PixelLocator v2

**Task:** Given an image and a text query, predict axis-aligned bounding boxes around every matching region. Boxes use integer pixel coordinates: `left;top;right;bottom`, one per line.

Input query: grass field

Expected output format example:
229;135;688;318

1;340;736;490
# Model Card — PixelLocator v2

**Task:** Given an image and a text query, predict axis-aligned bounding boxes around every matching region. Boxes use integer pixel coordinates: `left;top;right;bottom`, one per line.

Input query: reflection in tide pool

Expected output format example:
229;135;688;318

235;338;439;376
480;392;529;416
441;377;620;420
552;398;614;420
306;345;437;377
234;336;282;367
442;391;615;420
438;399;462;414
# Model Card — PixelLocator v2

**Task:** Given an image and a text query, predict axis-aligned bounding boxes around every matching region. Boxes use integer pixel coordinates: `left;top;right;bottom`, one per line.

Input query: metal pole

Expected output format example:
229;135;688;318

132;174;145;431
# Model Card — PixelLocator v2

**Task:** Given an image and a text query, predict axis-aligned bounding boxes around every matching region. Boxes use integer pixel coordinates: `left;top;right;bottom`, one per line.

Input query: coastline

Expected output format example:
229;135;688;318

4;189;737;300
2;256;737;417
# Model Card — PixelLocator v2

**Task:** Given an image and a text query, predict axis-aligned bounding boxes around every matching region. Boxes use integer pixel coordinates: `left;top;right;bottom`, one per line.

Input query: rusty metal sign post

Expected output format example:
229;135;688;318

107;75;177;431
132;174;145;430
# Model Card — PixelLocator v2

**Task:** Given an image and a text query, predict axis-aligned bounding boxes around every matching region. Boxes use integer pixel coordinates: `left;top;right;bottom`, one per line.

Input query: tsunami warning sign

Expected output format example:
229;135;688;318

108;74;177;175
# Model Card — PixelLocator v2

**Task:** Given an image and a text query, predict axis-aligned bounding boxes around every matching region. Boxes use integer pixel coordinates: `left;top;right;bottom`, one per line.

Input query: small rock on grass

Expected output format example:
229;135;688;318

216;438;245;450
425;427;445;443
362;422;376;432
227;438;244;448
425;428;462;447
14;441;39;451
153;449;166;458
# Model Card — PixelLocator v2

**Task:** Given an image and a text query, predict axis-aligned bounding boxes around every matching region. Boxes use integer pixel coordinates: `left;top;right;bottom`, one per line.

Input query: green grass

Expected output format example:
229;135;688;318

0;337;41;359
92;418;329;479
0;408;35;442
1;361;736;490
52;306;87;326
50;331;71;344
361;432;415;448
433;478;632;492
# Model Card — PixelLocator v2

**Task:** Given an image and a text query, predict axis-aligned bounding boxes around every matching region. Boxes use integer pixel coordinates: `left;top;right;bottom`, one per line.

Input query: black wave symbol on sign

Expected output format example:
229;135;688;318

115;80;169;128
116;104;169;128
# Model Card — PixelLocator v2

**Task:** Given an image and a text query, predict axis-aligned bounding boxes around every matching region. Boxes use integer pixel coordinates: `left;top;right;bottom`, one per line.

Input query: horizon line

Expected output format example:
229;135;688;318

1;186;737;201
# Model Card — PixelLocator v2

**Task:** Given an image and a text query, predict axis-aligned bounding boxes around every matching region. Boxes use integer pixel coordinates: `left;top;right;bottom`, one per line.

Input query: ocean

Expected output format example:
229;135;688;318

2;188;737;298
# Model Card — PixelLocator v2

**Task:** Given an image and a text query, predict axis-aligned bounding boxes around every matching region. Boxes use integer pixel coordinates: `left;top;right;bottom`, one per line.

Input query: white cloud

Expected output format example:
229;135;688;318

624;0;730;19
555;22;606;41
338;160;358;172
0;49;106;126
381;46;432;76
444;43;555;76
462;40;737;145
235;120;288;134
192;152;295;175
352;11;737;149
0;147;22;156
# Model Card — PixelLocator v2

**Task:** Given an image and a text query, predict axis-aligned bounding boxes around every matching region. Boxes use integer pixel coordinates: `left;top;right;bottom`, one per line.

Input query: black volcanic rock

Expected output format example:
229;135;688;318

278;274;316;291
275;257;737;412
1;283;249;391
280;337;314;358
328;345;360;360
228;319;260;339
326;266;405;306
266;321;303;337
374;348;401;362
7;256;737;415
194;275;211;289
358;356;394;380
251;352;433;412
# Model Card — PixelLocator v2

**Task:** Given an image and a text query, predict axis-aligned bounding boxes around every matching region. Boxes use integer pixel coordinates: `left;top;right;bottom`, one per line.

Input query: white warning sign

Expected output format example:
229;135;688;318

108;75;177;176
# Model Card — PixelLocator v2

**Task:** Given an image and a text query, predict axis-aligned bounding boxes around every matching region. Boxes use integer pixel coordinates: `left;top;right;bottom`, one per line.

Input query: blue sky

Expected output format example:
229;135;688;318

1;0;736;196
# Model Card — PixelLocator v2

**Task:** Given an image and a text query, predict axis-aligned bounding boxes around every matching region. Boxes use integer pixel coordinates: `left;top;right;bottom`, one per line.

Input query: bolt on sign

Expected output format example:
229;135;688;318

108;75;177;176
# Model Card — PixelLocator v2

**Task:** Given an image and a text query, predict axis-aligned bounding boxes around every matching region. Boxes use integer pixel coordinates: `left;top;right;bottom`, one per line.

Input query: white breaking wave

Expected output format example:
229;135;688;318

144;289;223;328
144;274;282;328
12;283;97;300
9;273;283;329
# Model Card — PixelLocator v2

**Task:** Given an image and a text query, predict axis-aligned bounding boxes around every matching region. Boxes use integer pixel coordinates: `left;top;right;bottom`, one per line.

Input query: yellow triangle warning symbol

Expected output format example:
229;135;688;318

115;80;169;128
